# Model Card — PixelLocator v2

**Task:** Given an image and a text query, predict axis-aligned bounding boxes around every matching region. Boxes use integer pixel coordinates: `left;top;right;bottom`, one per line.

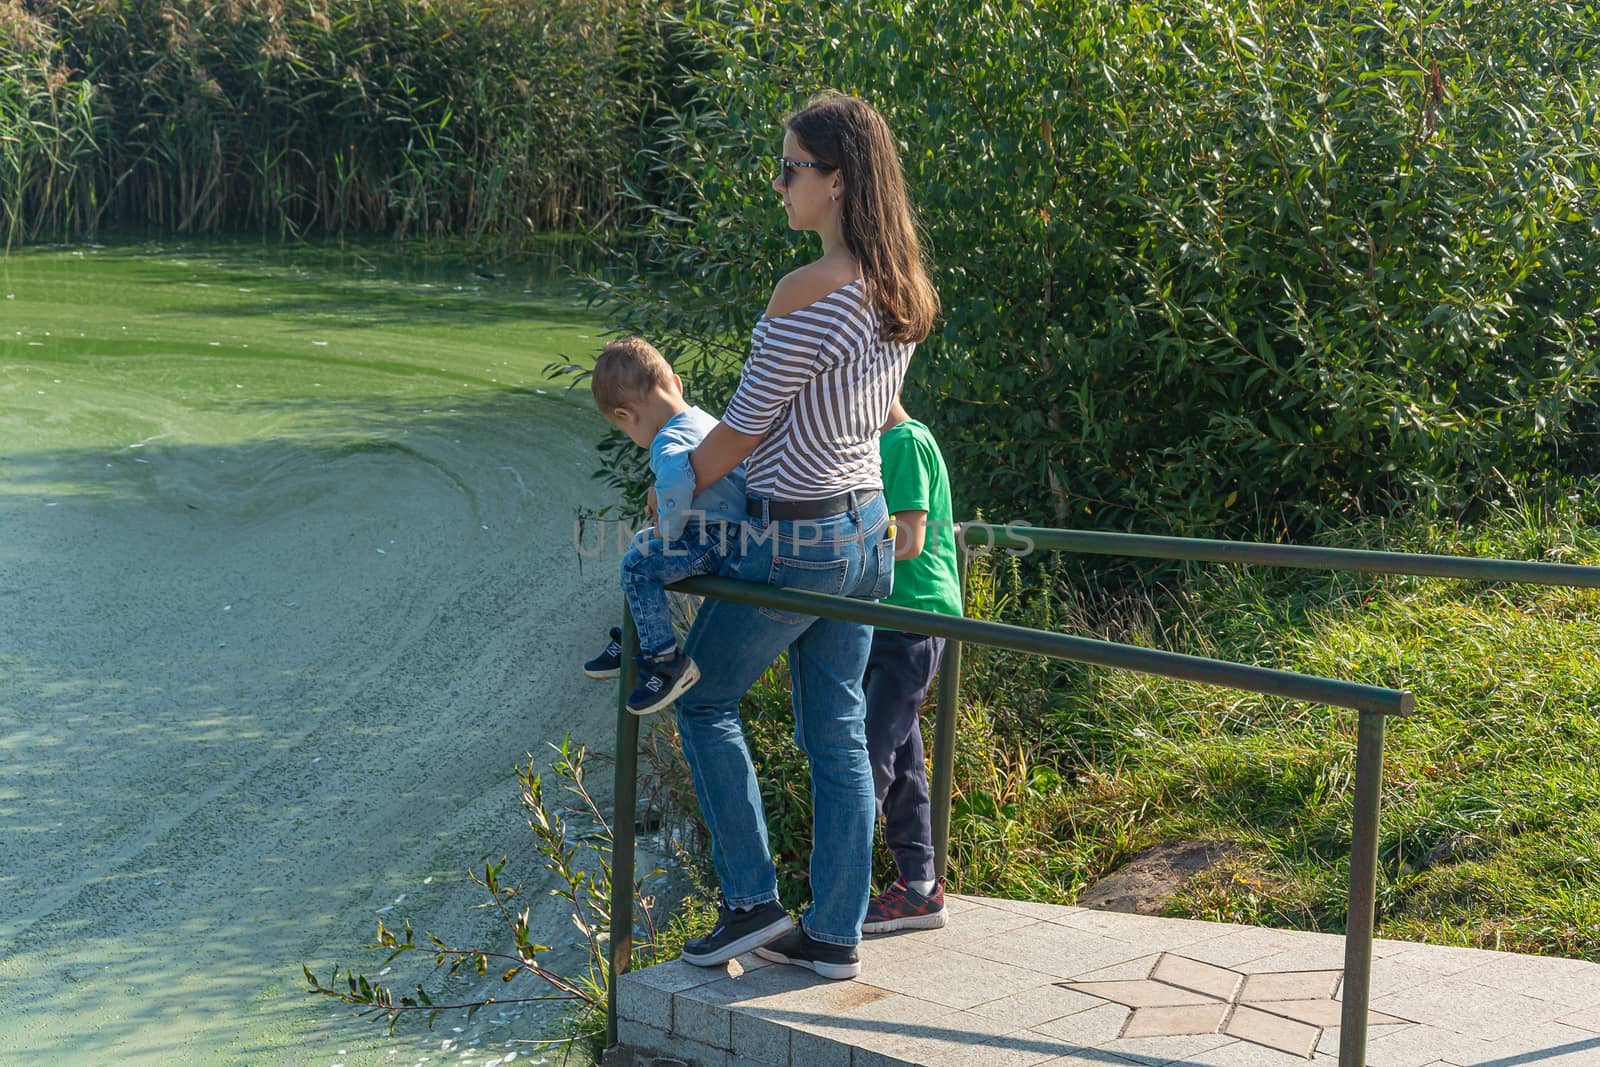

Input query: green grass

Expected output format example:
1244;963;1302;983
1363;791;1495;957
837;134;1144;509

656;498;1600;962
943;499;1600;959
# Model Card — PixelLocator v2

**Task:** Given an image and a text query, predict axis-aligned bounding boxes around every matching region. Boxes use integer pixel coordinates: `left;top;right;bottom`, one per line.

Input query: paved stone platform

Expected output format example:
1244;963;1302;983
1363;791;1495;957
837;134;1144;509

614;893;1600;1066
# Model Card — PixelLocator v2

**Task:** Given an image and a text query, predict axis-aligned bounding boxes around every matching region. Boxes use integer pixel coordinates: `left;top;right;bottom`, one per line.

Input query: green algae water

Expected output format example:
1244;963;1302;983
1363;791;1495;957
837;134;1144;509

0;242;625;1066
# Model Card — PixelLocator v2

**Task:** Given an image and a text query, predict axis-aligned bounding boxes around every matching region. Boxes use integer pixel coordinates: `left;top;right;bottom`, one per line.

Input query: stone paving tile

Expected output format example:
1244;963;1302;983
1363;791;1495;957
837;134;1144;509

1372;940;1504;977
778;992;969;1064
1023;1050;1146;1067
961;894;1086;925
719;970;895;1023
773;993;952;1064
864;945;1059;1009
1177;927;1344;969
1224;1004;1321;1059
966;981;1110;1030
616;1018;731;1067
945;893;987;916
1357;1023;1501;1067
1065;954;1162;984
729;1008;788;1065
1233;943;1352;975
669;989;732;1049
1065;979;1220;1008
616;897;1600;1067
859;1006;1021;1065
617;957;730;1031
1027;1049;1146;1067
923;1027;1122;1067
1152;953;1246;1001
681;956;825;1011
1093;1027;1237;1065
622;956;733;993
1169;1034;1344;1066
1121;1002;1230;1039
1371;973;1576;1041
787;1025;853;1067
894;906;1047;952
1239;969;1342;1003
1452;949;1600;1008
1032;1002;1139;1047
836;990;953;1032
1450;1022;1600;1067
1255;997;1408;1028
960;918;1160;979
1361;955;1451;1000
1031;1003;1252;1063
859;929;940;967
1054;908;1237;951
1557;1004;1600;1035
1313;1024;1418;1059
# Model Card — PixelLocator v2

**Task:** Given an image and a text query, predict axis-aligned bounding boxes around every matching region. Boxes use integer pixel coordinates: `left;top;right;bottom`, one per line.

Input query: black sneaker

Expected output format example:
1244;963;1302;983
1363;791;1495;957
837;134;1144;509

626;652;700;716
681;900;793;967
754;927;861;980
583;628;624;680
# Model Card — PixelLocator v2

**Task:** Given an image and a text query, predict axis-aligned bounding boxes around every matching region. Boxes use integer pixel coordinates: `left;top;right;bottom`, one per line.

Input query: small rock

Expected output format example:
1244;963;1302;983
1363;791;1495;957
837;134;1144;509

1077;840;1245;915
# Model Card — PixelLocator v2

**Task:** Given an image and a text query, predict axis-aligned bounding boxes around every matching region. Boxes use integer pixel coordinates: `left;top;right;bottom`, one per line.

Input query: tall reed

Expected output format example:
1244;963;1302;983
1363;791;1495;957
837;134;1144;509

0;0;671;245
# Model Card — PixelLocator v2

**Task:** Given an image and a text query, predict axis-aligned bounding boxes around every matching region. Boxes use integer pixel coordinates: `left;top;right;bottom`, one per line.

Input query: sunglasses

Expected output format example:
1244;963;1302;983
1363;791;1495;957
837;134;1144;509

777;156;838;188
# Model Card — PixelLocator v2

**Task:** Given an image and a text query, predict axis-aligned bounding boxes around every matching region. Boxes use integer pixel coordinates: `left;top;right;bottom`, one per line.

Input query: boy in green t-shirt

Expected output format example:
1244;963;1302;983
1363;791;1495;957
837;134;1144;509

861;398;964;932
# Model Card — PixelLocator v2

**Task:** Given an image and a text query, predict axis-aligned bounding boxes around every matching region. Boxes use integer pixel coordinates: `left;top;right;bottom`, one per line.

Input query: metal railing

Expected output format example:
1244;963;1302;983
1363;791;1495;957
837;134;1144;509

605;522;1600;1067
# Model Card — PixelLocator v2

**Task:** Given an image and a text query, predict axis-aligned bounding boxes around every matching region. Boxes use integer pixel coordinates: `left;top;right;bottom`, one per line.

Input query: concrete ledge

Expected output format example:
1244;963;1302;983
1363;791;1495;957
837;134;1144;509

612;894;1600;1066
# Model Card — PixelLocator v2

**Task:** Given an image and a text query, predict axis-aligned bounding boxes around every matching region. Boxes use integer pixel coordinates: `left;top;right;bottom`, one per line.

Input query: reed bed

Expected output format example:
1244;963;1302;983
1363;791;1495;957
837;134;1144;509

0;0;670;247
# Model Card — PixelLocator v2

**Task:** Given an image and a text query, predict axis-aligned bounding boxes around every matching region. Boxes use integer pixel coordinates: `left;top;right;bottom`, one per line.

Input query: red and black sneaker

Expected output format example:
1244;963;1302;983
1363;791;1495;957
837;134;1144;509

862;879;947;933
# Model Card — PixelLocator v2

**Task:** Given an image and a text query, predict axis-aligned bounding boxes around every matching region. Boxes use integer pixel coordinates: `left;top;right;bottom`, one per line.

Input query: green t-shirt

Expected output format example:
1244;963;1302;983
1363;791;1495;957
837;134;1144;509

878;418;963;626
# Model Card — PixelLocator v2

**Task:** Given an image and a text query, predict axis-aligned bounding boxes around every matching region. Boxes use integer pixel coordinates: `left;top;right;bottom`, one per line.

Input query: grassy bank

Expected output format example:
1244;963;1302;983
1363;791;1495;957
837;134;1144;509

674;498;1600;961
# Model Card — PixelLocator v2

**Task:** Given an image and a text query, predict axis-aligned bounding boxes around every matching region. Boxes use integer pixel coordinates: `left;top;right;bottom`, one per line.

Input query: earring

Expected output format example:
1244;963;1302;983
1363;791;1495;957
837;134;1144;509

831;192;839;202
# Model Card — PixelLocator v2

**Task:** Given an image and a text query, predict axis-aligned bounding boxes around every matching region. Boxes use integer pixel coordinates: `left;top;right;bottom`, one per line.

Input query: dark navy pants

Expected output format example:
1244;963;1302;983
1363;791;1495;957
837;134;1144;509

864;629;945;885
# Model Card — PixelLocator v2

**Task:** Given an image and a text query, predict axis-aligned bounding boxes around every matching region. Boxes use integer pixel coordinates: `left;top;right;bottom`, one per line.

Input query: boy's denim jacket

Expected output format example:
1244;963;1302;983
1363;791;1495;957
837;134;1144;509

651;406;746;542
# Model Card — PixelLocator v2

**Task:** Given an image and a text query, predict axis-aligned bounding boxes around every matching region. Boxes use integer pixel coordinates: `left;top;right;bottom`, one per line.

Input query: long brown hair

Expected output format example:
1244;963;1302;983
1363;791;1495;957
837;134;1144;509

786;92;939;344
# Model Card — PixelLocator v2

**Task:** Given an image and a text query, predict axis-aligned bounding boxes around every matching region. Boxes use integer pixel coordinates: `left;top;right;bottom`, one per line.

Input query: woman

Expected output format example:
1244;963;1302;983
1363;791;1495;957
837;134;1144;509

678;91;939;980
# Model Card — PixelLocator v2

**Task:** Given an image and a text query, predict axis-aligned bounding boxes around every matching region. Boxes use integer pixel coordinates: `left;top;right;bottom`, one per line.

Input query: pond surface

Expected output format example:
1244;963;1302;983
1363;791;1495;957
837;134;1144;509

0;241;625;1066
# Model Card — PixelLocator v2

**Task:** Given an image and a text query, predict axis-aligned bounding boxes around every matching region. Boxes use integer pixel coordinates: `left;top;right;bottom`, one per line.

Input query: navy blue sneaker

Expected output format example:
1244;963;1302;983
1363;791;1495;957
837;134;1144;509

626;652;700;716
681;899;793;967
755;927;861;980
583;627;623;680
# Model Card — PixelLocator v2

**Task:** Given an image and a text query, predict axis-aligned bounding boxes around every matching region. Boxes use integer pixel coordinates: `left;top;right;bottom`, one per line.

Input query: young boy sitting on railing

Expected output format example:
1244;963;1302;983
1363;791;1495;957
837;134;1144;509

862;396;964;931
581;338;745;716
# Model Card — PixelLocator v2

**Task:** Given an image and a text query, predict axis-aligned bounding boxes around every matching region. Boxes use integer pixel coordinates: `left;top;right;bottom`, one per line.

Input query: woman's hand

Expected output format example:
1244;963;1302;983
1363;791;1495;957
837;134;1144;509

691;422;765;495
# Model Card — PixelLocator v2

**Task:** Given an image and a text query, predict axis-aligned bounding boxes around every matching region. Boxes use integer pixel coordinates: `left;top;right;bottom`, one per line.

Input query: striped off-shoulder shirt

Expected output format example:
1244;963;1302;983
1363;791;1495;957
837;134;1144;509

722;279;914;501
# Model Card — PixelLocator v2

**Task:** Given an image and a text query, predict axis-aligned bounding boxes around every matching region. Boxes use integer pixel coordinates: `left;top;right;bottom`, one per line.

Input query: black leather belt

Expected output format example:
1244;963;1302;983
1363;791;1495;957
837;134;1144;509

747;489;877;522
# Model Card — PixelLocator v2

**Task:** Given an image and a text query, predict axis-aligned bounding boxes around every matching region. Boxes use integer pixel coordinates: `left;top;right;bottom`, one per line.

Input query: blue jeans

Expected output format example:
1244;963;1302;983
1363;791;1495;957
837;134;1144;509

675;493;894;946
620;520;733;659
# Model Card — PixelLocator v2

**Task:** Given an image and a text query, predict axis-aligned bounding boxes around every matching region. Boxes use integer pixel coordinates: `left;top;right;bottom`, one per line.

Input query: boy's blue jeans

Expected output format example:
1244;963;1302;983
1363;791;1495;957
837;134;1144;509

620;520;734;659
675;494;894;947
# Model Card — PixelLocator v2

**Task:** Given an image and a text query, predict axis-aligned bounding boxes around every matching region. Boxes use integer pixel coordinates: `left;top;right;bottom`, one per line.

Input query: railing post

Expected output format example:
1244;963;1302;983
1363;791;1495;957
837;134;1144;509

930;542;967;881
606;611;640;1050
1339;708;1387;1067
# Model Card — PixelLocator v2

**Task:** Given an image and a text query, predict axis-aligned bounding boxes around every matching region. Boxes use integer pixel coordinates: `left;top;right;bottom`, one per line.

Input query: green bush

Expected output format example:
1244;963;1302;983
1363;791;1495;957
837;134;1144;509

596;0;1600;538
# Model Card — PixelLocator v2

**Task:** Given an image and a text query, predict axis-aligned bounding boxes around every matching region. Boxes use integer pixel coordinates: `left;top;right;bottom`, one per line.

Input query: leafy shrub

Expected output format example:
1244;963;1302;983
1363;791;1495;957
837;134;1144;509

596;0;1600;538
305;739;671;1056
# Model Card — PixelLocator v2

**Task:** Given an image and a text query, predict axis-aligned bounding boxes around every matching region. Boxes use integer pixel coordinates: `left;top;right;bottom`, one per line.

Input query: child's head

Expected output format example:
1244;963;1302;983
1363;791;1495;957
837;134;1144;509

591;337;683;447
